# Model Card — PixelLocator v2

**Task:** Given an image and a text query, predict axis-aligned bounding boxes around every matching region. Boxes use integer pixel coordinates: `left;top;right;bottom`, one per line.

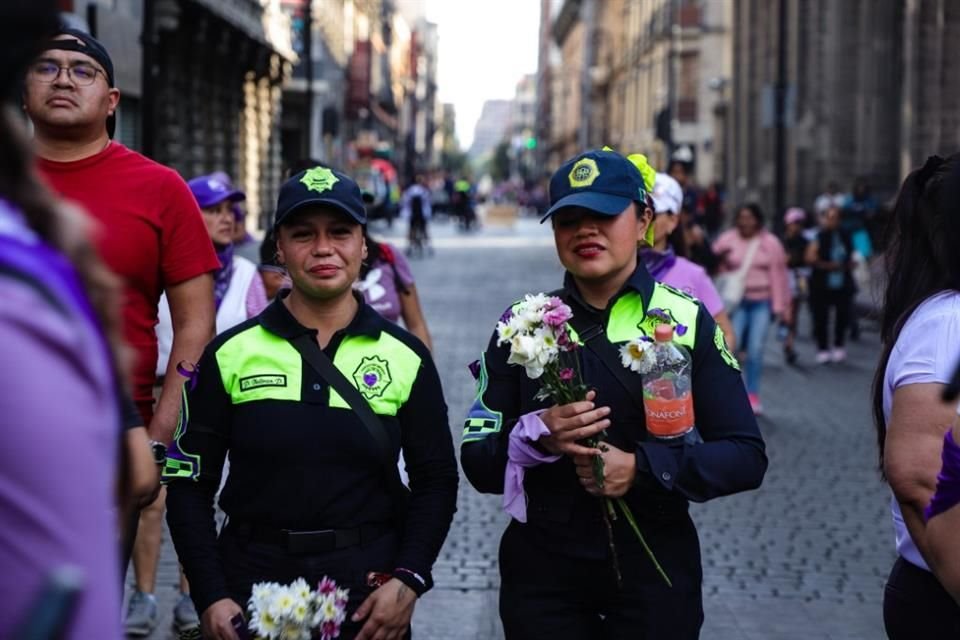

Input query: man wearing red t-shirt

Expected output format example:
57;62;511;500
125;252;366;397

25;28;219;637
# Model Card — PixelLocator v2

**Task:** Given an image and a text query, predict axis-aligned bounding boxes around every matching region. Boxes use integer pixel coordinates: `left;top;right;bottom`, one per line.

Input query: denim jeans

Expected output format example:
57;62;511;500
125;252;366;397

730;299;771;394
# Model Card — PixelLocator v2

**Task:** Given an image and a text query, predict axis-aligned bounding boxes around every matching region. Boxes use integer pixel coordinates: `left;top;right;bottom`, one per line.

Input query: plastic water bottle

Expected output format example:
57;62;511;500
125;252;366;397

642;324;701;444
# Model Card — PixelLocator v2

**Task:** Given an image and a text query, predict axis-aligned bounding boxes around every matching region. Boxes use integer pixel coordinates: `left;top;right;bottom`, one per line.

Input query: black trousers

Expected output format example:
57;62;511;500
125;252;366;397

219;526;411;640
499;518;704;640
810;288;852;351
884;556;960;639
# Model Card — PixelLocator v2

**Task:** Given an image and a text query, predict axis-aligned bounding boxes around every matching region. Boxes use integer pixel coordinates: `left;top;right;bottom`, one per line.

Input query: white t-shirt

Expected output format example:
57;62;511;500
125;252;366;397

882;290;960;570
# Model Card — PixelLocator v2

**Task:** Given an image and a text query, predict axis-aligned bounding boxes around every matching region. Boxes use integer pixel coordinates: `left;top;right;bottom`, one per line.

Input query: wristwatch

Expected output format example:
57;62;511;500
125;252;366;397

149;440;167;466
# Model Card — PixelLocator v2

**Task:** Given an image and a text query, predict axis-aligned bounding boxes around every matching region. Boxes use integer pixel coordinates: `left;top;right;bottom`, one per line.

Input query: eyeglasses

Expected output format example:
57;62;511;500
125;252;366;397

29;61;104;87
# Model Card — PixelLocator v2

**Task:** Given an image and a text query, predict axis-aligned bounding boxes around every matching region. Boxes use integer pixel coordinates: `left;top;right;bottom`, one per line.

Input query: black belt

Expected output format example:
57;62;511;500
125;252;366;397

228;521;392;554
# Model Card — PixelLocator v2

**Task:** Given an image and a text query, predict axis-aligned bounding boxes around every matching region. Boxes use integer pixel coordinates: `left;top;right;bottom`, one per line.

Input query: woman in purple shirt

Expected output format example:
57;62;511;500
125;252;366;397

0;3;133;636
640;172;736;349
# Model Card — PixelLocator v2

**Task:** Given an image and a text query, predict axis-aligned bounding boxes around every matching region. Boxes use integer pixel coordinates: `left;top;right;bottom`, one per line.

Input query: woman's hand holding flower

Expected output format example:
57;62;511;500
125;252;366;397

539;390;610;457
574;444;637;497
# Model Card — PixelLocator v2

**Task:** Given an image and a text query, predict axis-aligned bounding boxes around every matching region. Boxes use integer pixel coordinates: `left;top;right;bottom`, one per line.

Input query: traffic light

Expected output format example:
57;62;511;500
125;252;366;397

525;137;537;150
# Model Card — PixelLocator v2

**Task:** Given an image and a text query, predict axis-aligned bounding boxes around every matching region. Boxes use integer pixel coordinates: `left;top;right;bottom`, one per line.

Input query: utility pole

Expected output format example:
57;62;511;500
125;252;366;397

141;0;156;158
579;0;596;150
304;0;314;159
666;0;677;158
774;0;788;226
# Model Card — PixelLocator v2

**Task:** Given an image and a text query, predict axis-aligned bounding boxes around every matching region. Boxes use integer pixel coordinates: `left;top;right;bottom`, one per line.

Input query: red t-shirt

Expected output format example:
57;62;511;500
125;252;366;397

37;143;220;420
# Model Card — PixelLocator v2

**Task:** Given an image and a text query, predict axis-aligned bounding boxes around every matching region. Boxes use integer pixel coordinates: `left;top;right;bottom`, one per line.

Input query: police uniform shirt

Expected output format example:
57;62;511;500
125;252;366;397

461;260;767;557
165;293;458;614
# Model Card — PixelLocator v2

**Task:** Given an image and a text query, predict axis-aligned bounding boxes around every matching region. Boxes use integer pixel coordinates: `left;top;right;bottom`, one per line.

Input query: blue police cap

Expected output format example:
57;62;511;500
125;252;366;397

274;166;367;228
542;149;648;222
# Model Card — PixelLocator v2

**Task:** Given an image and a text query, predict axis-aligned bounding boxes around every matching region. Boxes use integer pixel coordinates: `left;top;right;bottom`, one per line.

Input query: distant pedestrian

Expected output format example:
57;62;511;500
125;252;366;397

258;229;288;302
713;204;791;415
813;181;846;217
462;149;767;640
805;206;854;364
355;228;433;350
640;171;735;349
780;207;810;364
843;177;877;342
212;171;259;265
24;26;219;637
872;153;960;638
700;181;725;238
156;174;269;373
453;177;476;230
401;175;432;257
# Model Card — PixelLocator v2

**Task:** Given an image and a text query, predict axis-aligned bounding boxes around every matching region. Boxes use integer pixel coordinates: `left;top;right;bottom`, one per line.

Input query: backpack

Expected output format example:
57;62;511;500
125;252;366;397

410;193;424;219
374;243;409;295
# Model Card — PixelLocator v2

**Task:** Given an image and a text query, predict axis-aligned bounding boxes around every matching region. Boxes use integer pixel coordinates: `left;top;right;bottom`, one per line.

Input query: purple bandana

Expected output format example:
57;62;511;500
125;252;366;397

213;242;235;309
640;247;677;280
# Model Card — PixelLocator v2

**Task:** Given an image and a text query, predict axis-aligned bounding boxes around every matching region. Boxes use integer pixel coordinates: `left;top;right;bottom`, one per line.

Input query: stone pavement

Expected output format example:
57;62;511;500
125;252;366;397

127;215;892;639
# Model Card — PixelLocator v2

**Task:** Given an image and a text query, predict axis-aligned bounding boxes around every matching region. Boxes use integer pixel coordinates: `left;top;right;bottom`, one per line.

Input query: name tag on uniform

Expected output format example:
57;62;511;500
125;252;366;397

239;374;287;392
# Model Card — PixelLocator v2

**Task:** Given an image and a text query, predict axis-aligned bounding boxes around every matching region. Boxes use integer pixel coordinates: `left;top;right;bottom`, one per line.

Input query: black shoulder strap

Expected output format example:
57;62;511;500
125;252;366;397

557;292;647;412
290;334;409;504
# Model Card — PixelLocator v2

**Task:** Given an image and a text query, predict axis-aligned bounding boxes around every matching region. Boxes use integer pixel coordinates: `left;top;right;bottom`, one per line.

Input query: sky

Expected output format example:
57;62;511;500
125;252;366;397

423;0;541;149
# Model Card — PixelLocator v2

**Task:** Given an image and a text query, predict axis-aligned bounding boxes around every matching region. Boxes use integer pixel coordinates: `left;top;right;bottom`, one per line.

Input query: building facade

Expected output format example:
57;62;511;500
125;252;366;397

729;0;960;217
542;0;731;184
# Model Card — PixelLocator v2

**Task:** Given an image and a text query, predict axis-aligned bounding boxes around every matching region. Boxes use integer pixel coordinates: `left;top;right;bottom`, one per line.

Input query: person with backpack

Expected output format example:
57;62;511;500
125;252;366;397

355;228;433;351
164;166;458;640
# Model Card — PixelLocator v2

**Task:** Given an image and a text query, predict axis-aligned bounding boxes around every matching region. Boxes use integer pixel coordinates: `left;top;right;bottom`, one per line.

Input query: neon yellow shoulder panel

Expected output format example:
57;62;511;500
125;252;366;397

215;325;303;404
605;284;700;348
329;333;422;416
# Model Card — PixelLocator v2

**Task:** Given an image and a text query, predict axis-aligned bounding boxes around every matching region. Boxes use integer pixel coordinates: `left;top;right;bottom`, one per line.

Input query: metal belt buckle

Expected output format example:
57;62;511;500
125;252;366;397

285;529;336;554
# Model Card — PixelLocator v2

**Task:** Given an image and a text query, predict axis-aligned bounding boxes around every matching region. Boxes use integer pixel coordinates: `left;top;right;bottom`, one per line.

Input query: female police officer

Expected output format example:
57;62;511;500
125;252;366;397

165;166;458;640
461;149;767;639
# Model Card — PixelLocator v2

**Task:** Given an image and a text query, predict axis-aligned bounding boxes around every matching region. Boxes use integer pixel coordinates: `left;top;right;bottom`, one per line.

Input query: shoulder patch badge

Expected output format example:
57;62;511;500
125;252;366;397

300;166;339;194
568;158;600;188
714;325;741;371
353;355;393;399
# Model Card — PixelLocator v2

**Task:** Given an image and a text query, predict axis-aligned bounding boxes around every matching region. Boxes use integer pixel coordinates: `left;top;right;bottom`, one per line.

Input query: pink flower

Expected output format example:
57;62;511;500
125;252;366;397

318;576;337;595
559;368;575;381
320;620;342;640
542;303;573;328
556;326;575;351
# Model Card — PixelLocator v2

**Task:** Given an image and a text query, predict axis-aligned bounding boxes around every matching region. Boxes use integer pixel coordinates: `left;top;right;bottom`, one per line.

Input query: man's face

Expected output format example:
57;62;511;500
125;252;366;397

23;36;119;134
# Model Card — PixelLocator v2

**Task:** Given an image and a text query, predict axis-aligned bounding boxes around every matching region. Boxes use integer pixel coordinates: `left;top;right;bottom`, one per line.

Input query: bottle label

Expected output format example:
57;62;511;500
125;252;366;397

643;378;695;437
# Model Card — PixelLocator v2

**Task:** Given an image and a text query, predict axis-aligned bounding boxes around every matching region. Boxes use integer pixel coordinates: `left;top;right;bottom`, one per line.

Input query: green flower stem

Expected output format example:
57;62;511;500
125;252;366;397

613;497;672;587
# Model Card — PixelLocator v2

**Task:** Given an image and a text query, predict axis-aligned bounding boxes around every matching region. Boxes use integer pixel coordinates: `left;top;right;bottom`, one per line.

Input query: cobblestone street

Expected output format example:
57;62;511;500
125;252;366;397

128;216;891;639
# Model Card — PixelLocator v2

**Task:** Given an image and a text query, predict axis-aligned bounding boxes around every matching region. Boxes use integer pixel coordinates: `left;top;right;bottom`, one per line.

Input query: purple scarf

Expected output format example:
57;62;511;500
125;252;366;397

214;242;234;309
640;247;677;280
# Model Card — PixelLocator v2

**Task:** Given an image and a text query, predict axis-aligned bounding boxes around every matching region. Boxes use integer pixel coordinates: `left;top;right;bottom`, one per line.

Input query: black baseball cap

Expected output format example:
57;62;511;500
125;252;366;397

542;149;648;222
274;166;367;228
41;27;117;137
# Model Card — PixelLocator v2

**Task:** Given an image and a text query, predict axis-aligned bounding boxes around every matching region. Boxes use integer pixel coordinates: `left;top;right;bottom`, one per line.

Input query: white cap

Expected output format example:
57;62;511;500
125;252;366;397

651;172;683;215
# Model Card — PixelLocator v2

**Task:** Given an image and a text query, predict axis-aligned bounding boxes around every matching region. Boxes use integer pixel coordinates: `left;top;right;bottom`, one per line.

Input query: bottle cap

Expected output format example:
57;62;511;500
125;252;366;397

654;324;674;342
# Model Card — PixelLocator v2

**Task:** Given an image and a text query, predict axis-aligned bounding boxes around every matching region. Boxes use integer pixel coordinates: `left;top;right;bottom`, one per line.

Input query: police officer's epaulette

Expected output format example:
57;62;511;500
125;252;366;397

655;281;702;306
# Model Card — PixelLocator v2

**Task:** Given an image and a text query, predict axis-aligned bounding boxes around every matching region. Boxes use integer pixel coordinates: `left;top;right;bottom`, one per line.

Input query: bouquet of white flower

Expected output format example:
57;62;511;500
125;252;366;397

498;293;671;587
247;577;349;640
496;293;586;402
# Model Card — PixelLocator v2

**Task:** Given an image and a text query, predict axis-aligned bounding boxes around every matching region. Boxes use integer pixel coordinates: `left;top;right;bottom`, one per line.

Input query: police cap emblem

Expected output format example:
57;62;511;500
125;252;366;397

568;157;600;188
